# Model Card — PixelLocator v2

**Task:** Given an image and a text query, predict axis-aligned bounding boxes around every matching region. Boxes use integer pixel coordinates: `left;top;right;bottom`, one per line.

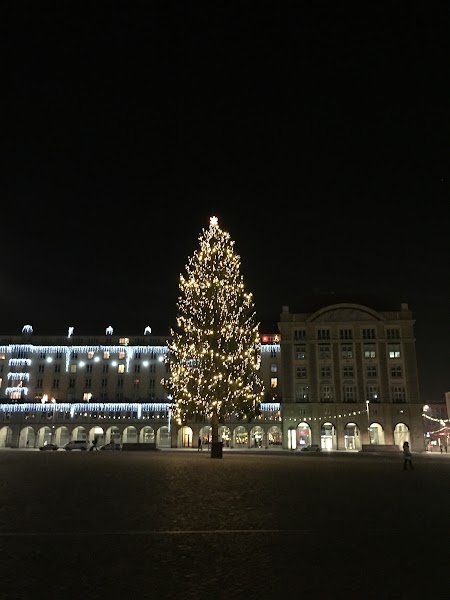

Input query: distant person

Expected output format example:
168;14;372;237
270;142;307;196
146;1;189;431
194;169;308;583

403;441;414;470
441;446;443;454
198;437;202;451
445;445;448;454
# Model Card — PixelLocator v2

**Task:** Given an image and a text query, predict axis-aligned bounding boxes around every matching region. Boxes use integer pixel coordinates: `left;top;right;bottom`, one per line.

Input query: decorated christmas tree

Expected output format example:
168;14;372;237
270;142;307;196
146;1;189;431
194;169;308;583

164;216;264;458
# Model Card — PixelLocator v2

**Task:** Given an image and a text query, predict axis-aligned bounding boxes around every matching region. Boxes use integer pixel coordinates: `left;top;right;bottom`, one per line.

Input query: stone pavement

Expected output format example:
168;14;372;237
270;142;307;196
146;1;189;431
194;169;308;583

0;449;449;600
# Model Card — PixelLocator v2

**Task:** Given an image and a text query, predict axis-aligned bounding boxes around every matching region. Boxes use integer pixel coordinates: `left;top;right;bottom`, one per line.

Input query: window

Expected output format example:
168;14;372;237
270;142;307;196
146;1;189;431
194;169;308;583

69;378;75;388
270;363;277;373
70;364;77;374
36;378;43;388
103;351;110;359
386;328;400;339
52;379;59;388
295;384;309;402
270;348;277;358
318;344;331;360
54;364;61;373
294;329;306;341
366;365;378;378
342;365;354;378
341;344;353;359
296;366;307;379
118;351;126;360
364;343;376;359
317;329;330;340
320;385;333;401
295;345;306;360
87;351;94;359
71;351;78;359
134;365;141;373
134;352;141;359
388;344;401;359
343;385;356;402
118;364;125;374
320;365;332;378
366;386;379;402
56;351;62;359
117;378;124;388
339;329;353;340
362;328;376;339
86;364;92;373
392;386;406;402
133;379;140;389
119;338;129;346
270;377;277;389
102;365;109;373
390;365;403;378
40;351;46;359
101;378;108;388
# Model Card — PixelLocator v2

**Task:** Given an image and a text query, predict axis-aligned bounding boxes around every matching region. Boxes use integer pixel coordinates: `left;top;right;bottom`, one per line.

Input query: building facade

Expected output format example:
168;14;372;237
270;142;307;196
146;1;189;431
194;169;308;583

0;299;425;452
278;301;424;452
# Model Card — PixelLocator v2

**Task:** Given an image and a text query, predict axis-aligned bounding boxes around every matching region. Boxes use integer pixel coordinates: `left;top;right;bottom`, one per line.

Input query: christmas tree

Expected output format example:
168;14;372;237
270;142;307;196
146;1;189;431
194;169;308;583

164;216;264;458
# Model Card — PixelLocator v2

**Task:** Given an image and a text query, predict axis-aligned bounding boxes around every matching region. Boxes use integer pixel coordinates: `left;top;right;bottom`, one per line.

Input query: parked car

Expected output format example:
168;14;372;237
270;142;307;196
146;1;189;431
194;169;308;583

39;442;59;451
64;440;89;451
300;444;322;452
100;442;122;451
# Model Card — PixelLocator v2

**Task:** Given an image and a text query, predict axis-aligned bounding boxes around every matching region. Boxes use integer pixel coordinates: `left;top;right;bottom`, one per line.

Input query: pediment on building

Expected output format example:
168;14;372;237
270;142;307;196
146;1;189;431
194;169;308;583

308;304;382;323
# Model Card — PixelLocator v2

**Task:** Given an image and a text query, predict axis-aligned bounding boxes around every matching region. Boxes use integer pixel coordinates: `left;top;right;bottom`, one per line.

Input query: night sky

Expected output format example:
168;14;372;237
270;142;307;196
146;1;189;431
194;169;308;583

4;4;448;401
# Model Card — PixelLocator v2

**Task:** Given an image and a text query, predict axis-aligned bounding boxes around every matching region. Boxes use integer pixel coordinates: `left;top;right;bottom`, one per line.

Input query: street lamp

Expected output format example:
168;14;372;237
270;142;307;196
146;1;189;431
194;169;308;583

366;400;371;444
423;405;430;451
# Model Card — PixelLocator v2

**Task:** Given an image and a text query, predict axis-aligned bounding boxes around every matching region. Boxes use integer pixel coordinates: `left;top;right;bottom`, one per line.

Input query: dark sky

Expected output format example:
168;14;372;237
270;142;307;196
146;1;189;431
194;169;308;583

3;4;449;401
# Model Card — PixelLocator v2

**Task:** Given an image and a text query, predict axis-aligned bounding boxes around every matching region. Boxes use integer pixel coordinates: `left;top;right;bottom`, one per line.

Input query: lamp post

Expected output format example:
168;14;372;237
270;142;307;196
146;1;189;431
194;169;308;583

366;400;371;444
423;405;430;451
51;397;56;443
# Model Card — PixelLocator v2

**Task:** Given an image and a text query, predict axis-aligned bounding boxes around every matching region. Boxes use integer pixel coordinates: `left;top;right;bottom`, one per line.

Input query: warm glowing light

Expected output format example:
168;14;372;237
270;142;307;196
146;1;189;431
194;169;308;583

164;216;264;440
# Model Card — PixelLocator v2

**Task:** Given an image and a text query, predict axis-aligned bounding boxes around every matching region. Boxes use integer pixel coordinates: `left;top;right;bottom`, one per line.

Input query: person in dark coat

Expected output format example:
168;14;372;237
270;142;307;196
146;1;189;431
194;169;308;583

403;441;413;470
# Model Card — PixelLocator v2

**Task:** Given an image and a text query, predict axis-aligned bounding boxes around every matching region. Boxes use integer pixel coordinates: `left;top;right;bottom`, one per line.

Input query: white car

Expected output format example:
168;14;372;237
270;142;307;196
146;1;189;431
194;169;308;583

300;444;322;452
64;440;89;451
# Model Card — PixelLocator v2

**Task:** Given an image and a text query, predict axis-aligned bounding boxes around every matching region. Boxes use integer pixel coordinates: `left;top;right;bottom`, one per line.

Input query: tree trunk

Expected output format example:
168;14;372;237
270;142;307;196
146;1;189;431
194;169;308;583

211;411;219;443
210;411;223;458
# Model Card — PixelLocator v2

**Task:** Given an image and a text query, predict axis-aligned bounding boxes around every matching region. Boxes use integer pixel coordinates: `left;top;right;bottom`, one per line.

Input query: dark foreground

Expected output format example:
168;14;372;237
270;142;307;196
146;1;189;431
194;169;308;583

0;449;449;600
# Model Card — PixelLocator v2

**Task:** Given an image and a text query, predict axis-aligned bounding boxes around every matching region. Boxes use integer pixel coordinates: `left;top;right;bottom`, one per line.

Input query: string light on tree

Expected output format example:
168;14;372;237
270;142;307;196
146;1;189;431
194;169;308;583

163;216;265;458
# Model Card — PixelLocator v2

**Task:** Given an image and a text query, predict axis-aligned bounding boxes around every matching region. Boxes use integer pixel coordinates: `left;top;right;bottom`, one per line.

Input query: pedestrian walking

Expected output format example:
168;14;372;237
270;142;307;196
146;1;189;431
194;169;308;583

403;441;414;470
441;445;443;454
445;445;448;454
198;436;202;451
